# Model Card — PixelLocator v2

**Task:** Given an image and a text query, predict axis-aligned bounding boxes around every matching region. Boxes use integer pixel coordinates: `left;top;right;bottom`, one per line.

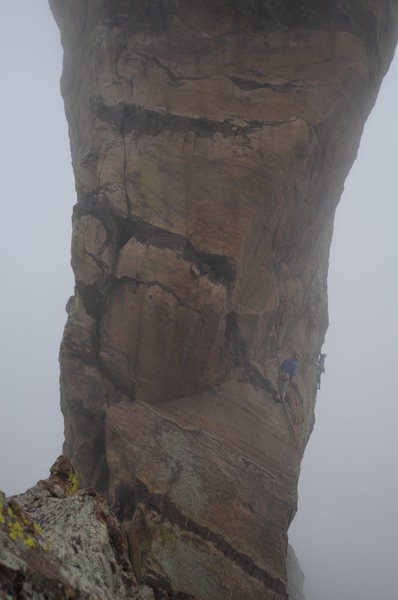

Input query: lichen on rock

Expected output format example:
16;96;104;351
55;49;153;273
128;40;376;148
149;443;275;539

0;491;48;551
0;457;151;599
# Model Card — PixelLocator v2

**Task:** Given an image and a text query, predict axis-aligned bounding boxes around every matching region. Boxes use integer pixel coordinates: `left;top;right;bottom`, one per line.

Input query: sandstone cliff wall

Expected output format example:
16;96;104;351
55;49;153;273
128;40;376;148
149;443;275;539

50;2;398;598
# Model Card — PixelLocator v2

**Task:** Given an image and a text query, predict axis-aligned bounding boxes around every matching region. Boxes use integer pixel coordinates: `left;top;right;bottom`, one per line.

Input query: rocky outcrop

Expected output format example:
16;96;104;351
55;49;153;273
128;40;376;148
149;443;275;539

49;1;398;598
0;457;152;599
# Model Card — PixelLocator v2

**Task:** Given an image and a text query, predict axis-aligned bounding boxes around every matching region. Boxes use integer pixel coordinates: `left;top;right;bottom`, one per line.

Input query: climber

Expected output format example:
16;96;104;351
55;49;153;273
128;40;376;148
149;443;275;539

316;352;327;390
279;352;299;403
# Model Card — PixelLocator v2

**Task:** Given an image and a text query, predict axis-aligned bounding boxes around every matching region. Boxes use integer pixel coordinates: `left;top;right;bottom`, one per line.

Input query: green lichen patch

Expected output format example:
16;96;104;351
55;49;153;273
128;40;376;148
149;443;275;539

1;495;49;551
48;456;80;497
0;494;5;524
67;470;79;496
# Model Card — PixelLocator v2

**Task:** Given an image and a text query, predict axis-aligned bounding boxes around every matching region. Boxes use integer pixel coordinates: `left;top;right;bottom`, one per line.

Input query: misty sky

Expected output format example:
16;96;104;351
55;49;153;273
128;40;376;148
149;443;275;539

0;3;397;600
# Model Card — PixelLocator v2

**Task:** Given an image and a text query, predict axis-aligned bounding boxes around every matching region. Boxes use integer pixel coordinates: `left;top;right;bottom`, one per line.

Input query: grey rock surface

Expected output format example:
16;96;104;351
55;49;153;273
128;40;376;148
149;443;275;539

0;456;152;600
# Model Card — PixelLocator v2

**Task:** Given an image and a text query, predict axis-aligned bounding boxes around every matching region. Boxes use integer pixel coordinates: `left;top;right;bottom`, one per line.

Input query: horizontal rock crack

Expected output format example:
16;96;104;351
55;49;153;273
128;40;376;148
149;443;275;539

117;217;236;288
116;480;286;597
135;52;209;86
95;101;291;139
228;75;304;93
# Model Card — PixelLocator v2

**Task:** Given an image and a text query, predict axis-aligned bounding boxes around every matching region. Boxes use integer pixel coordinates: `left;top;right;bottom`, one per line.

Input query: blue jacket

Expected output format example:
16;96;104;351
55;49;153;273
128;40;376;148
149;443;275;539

281;358;298;377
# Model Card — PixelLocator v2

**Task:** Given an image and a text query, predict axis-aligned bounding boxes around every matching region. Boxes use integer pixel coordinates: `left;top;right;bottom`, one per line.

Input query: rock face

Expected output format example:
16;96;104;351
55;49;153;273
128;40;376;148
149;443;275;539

0;457;151;599
50;2;398;598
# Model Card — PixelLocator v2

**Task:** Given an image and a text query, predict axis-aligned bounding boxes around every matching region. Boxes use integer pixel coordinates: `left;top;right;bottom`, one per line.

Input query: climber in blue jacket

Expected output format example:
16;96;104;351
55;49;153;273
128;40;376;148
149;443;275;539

279;352;299;402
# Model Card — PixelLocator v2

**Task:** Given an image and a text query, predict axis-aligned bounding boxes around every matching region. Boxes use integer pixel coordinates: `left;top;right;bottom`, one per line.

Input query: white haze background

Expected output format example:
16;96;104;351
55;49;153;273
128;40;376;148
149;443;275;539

0;3;397;600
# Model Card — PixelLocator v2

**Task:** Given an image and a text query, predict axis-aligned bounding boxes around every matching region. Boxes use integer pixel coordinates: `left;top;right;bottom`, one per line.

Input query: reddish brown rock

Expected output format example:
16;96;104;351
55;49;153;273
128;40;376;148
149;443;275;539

50;1;398;598
106;387;298;598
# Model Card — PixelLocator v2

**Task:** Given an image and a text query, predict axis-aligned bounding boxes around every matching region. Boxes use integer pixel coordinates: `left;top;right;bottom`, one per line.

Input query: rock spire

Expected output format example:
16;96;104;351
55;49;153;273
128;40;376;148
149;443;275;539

49;2;398;598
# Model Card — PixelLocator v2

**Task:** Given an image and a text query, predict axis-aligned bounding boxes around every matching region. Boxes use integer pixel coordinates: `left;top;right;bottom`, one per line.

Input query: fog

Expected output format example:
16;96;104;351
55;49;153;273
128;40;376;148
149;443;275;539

0;3;397;599
289;51;398;600
0;3;73;492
